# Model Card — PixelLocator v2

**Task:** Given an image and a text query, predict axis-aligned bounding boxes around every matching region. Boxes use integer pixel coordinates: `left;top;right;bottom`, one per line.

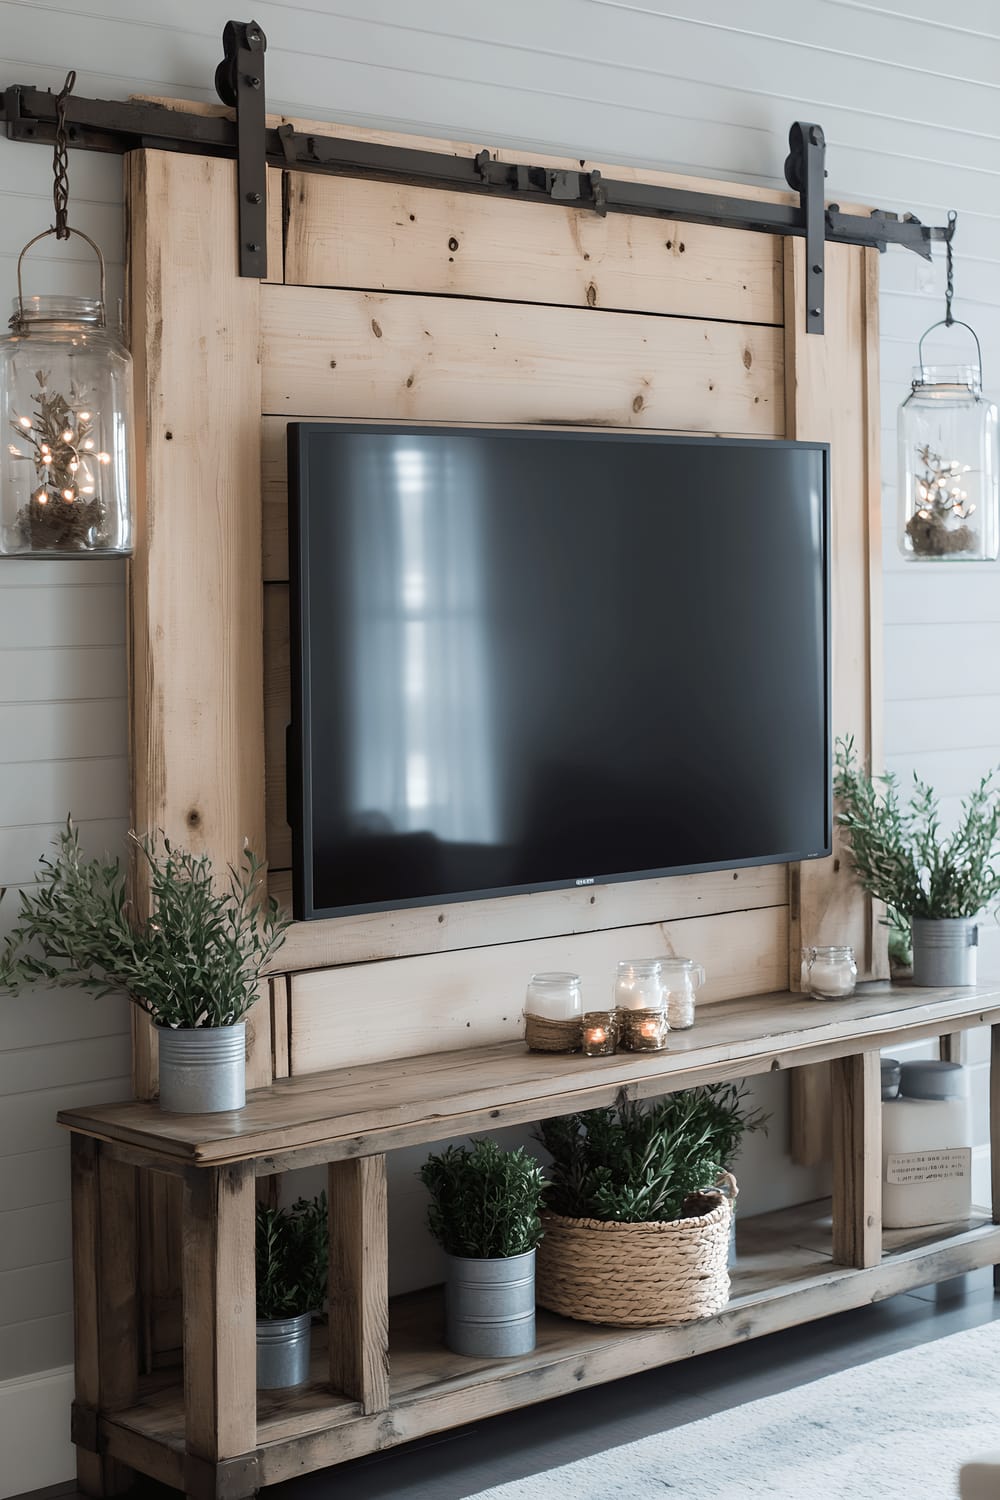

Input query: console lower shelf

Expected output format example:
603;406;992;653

103;1198;1000;1489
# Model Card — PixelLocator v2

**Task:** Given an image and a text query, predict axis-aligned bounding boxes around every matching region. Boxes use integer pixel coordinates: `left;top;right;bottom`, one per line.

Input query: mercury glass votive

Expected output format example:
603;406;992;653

621;1008;669;1052
581;1010;617;1057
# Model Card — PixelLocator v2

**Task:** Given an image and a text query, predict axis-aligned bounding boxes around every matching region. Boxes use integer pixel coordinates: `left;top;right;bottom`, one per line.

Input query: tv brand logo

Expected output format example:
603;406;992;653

575;877;595;886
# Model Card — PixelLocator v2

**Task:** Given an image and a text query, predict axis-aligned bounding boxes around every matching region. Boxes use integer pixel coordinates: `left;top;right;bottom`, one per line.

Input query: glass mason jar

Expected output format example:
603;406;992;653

898;350;999;562
0;231;133;557
802;945;857;999
659;957;706;1030
524;971;582;1022
613;958;663;1012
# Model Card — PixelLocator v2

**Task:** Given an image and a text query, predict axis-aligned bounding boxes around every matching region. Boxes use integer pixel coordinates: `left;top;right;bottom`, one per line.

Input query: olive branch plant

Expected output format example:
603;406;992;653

834;737;1000;923
0;819;288;1028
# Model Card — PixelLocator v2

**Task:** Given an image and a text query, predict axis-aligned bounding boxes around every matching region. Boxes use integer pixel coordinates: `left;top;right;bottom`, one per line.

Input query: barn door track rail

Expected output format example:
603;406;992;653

1;18;950;331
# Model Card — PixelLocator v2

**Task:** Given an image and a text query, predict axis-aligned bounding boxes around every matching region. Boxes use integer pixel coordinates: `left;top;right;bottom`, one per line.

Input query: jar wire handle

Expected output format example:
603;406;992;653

14;226;108;331
916;317;984;388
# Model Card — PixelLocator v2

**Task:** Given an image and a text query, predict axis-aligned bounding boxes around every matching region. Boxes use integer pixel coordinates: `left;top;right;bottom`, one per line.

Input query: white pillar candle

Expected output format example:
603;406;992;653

613;959;663;1011
525;971;582;1020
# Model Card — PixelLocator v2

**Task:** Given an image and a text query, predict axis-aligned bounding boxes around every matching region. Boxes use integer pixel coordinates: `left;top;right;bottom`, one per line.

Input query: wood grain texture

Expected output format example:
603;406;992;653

71;1137;135;1496
289;904;788;1071
58;984;1000;1171
328;1157;390;1413
265;166;284;285
271;975;291;1080
126;150;265;1101
181;1163;257;1461
788;1061;831;1168
103;1198;1000;1490
284;172;782;324
831;1051;882;1268
259;284;782;433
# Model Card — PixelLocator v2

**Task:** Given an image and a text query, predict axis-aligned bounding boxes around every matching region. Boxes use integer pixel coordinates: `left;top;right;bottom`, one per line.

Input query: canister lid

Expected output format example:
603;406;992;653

899;1059;967;1101
881;1058;902;1100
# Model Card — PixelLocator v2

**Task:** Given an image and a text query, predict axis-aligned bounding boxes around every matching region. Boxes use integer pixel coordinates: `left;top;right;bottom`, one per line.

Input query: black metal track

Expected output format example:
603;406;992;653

1;75;948;331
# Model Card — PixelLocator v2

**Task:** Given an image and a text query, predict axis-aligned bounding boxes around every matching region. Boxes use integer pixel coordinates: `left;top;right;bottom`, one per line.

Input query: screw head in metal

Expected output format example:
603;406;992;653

812;264;823;274
246;75;261;89
246;192;262;204
247;242;261;253
809;307;821;317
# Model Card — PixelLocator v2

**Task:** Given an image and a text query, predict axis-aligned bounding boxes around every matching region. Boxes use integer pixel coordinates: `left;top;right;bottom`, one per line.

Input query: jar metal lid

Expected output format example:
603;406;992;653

899;1059;967;1101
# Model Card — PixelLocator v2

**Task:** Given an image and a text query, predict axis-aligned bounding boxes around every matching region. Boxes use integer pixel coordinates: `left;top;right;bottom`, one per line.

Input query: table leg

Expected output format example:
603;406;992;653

991;1026;1000;1291
328;1156;390;1414
831;1051;882;1268
181;1162;258;1495
71;1136;138;1496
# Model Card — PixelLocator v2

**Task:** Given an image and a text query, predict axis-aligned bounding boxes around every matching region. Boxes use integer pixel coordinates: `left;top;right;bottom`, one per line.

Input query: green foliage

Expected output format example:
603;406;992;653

420;1139;546;1259
256;1194;328;1321
0;819;288;1028
539;1084;768;1225
834;737;1000;920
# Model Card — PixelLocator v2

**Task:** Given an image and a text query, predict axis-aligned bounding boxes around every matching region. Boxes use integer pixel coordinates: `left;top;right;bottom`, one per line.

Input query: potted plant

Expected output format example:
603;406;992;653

256;1193;328;1390
835;739;1000;987
0;820;288;1112
535;1085;764;1327
420;1139;546;1358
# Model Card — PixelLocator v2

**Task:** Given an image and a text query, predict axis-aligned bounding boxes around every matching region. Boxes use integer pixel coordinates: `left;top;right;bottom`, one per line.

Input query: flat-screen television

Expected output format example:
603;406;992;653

288;424;831;921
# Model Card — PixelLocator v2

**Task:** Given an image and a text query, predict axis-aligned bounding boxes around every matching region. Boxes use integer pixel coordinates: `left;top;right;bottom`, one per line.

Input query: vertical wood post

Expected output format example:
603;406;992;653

71;1136;138;1496
831;1051;882;1268
181;1163;257;1467
328;1156;390;1413
940;1032;968;1065
990;1025;1000;1226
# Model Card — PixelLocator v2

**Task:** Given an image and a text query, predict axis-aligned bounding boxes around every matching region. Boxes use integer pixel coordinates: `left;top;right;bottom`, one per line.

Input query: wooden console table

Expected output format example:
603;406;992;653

61;982;1000;1499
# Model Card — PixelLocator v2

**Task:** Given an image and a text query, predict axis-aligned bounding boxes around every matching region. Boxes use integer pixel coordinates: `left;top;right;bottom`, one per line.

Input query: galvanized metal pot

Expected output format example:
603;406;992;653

444;1249;536;1358
911;917;979;987
256;1312;312;1390
156;1021;246;1113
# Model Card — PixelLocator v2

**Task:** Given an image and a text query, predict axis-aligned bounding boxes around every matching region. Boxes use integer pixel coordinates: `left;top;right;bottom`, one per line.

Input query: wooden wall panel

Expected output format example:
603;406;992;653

259;284;783;434
126;150;266;1099
284;174;783;325
290;904;789;1073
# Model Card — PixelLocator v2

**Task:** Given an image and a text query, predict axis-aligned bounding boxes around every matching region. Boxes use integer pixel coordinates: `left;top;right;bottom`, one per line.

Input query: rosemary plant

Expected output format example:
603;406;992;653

834;738;1000;920
0;820;288;1028
256;1194;329;1321
539;1085;767;1225
420;1139;546;1259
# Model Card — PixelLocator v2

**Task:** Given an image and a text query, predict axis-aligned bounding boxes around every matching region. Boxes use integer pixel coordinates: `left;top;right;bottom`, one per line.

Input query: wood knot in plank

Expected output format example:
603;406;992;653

371;319;383;338
586;282;598;308
632;394;644;413
743;347;753;369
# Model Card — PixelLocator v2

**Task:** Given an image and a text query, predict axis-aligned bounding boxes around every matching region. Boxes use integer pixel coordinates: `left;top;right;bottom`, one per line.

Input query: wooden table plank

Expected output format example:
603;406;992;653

58;983;1000;1168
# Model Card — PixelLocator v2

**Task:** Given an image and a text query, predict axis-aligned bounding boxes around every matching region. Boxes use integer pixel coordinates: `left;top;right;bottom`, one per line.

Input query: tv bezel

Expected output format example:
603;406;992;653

288;423;832;923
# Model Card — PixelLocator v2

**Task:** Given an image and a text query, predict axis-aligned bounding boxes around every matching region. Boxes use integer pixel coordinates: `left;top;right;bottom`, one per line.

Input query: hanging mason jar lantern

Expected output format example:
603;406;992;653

898;213;998;562
0;74;133;558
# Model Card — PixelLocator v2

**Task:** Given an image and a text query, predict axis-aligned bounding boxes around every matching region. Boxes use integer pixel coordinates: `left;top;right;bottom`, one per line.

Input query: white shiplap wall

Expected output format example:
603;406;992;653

1;0;998;1444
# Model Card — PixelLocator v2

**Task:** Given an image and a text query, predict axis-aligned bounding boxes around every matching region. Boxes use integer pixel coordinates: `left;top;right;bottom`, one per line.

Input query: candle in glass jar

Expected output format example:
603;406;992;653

581;1011;617;1056
525;971;582;1020
803;946;857;999
613;959;663;1011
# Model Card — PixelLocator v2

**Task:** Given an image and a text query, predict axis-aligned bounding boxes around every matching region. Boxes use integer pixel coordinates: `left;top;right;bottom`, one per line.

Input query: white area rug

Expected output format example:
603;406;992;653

467;1321;1000;1499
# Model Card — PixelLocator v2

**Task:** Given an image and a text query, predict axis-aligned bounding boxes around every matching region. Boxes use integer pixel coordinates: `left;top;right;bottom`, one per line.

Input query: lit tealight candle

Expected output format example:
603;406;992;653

581;1011;617;1057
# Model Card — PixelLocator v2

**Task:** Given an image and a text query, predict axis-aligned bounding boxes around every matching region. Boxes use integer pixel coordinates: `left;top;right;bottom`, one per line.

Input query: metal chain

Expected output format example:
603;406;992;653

52;70;77;240
944;208;957;327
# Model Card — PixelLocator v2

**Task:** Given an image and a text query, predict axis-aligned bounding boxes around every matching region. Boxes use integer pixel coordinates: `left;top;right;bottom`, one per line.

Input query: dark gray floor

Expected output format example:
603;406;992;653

23;1272;1000;1500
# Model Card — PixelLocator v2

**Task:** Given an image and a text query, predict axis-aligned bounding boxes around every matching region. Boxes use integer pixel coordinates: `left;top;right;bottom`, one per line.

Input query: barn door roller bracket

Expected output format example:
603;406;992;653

784;122;826;333
214;18;267;278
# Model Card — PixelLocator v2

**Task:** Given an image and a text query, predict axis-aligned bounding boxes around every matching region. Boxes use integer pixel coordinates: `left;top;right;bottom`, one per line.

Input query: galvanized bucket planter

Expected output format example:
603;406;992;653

911;918;978;987
156;1021;246;1113
444;1249;536;1358
256;1312;312;1390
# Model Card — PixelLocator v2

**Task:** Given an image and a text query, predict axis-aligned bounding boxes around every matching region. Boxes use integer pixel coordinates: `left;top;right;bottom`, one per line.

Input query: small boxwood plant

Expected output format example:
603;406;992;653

256;1194;329;1321
539;1084;767;1224
420;1139;546;1259
0;819;288;1028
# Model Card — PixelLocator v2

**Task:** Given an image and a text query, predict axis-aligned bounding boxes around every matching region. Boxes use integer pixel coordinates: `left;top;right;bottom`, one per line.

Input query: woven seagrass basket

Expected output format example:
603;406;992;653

535;1176;736;1328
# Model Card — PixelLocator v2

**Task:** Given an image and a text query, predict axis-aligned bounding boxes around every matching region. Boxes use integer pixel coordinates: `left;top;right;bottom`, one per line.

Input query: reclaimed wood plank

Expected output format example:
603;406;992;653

259;285;783;435
831;1051;882;1268
328;1157;390;1413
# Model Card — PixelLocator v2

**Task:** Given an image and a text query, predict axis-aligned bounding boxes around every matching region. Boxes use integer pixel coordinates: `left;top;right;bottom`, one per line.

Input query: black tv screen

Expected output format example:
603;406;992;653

288;425;831;921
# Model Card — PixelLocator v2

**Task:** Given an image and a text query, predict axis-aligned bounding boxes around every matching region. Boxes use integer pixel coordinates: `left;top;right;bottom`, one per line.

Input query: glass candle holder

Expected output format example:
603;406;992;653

581;1010;617;1057
524;971;582;1052
613;958;663;1011
621;1009;669;1052
659;957;705;1030
802;945;857;999
898;359;999;562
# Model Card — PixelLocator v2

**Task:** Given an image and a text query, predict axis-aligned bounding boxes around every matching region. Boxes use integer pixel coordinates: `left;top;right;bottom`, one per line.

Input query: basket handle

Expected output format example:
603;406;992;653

713;1170;739;1203
14;226;107;329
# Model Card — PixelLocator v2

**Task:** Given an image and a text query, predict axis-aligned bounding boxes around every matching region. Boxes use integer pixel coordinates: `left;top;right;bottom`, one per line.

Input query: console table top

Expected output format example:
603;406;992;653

58;981;1000;1169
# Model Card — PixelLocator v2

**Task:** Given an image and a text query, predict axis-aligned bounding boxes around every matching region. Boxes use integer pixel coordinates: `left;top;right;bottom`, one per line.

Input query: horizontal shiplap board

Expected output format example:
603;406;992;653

0;1076;130;1160
260;284;783;433
0;1149;69;1214
0;1201;71;1274
0;585;124;649
884;747;1000;798
1;816;127;892
0;702;127;765
285;173;783;324
290;903;788;1071
0;1312;74;1384
885;625;1000;700
0;1035;132;1102
885;697;1000;757
0;646;126;703
0;1260;71;1330
0;757;128;827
